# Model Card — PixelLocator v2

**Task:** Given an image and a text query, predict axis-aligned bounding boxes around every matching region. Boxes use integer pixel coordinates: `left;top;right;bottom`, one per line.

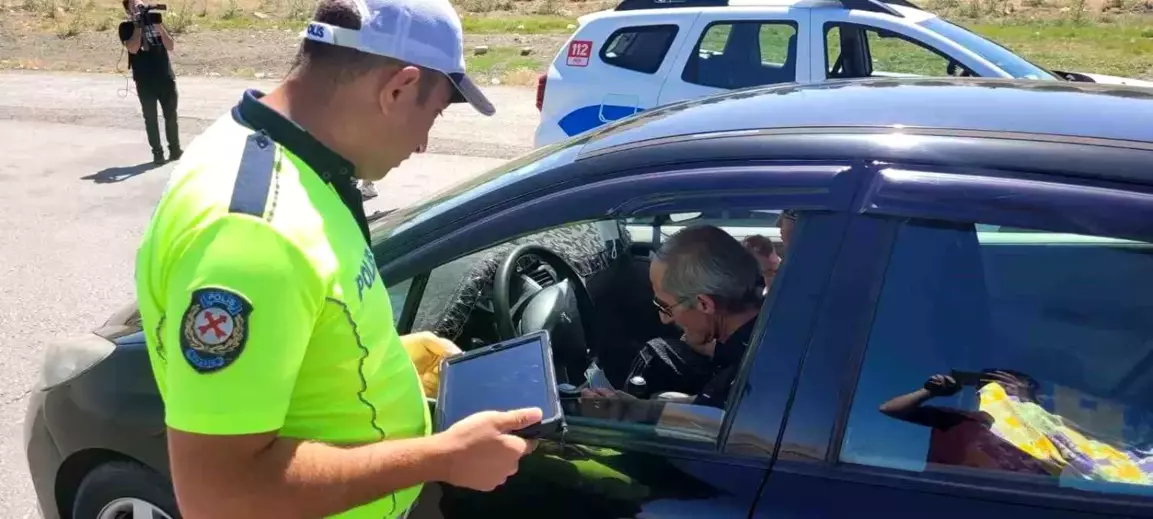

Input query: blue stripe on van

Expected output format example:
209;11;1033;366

557;104;647;137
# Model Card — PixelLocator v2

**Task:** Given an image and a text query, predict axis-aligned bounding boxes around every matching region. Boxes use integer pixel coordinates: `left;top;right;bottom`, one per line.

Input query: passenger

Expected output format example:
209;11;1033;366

741;234;781;292
740;208;792;294
585;225;763;411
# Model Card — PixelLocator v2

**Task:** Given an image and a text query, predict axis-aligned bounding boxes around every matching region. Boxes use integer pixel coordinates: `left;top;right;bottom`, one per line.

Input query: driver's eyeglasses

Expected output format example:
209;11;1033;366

653;295;693;317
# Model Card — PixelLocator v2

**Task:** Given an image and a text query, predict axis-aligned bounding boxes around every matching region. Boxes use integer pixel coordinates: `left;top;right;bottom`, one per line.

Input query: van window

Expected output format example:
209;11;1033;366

600;25;680;74
683;21;799;89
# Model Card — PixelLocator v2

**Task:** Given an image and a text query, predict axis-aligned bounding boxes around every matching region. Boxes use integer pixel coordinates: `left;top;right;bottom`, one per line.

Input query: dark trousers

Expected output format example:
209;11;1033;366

136;78;181;155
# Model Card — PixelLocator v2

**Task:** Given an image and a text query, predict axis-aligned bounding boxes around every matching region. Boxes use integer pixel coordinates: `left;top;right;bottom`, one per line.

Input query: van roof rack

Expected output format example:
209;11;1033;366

614;0;725;10
614;0;920;17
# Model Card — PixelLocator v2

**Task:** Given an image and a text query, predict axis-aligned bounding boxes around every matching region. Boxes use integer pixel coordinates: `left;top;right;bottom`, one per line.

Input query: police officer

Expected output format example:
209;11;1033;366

133;0;541;517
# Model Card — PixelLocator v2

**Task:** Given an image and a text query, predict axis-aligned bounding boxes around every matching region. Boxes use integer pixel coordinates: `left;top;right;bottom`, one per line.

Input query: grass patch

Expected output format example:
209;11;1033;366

99;13;577;34
6;0;1153;81
967;18;1153;78
461;15;575;34
465;46;544;82
191;15;286;30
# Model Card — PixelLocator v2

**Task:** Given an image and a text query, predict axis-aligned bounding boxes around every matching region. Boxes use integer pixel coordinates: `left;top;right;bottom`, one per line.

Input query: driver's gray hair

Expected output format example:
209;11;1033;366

654;225;761;313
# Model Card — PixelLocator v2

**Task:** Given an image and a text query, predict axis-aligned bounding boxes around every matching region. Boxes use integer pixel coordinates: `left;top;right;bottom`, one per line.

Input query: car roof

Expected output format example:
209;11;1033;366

372;78;1153;262
588;0;934;22
579;78;1153;156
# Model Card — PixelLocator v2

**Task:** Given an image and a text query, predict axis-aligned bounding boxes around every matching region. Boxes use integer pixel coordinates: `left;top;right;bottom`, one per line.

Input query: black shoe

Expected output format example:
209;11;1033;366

153;151;166;165
169;148;183;161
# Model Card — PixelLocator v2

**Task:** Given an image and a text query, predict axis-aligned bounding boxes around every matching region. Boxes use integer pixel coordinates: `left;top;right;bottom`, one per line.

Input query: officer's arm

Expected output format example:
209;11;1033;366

162;216;453;519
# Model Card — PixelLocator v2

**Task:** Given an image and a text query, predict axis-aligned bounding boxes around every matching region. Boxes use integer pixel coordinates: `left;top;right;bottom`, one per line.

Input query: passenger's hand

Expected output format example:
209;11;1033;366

400;331;462;397
923;374;961;397
438;407;542;491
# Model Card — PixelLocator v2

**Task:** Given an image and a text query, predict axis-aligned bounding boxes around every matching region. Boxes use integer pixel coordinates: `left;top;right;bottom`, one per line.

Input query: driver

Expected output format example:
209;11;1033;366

584;225;763;412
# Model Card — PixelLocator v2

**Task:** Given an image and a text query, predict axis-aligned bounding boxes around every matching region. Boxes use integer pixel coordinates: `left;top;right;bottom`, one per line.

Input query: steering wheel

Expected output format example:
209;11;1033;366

493;245;596;385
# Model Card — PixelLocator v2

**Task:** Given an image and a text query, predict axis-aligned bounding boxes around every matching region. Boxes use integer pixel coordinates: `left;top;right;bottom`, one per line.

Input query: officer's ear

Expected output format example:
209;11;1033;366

378;65;422;117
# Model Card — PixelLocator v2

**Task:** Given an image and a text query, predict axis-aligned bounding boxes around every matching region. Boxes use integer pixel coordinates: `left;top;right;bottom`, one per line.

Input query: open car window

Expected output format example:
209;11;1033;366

398;203;804;451
625;210;785;246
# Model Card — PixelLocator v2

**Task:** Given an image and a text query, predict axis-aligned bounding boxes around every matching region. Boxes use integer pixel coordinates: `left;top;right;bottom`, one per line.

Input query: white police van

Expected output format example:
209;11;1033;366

533;0;1153;147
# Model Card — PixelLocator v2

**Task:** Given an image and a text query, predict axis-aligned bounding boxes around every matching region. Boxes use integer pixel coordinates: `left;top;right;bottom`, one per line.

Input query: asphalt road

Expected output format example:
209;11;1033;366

0;70;534;517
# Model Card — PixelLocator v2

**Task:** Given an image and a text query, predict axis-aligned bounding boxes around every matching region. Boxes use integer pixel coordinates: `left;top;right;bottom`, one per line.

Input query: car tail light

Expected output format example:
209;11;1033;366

536;73;547;111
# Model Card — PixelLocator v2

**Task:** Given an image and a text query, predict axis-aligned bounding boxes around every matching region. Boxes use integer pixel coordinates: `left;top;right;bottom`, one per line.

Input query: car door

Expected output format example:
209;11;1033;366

808;8;1003;81
754;163;1153;517
656;7;810;106
388;162;865;518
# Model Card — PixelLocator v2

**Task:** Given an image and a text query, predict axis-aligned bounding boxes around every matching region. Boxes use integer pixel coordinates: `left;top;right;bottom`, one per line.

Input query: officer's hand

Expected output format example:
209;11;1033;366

400;331;462;397
438;408;542;491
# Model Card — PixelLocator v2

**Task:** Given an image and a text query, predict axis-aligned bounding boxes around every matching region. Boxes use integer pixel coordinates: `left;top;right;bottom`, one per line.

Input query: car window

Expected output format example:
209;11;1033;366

683;21;799;90
405;207;802;450
600;25;680;74
825;25;843;77
825;23;969;79
918;17;1057;80
841;219;1153;498
864;28;954;77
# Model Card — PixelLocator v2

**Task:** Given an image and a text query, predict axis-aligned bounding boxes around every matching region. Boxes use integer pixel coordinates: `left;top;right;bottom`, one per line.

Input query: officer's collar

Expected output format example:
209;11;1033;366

232;89;356;184
231;89;370;242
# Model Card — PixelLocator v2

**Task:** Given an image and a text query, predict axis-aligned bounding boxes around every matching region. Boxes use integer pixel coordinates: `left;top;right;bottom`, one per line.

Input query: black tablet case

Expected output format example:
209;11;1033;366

435;330;565;439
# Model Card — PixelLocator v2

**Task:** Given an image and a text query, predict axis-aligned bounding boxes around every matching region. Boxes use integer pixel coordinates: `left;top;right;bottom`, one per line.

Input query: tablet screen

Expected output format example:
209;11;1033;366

439;334;555;430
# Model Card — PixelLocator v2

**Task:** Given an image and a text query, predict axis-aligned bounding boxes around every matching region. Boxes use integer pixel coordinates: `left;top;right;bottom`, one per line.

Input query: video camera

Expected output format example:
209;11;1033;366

136;3;166;25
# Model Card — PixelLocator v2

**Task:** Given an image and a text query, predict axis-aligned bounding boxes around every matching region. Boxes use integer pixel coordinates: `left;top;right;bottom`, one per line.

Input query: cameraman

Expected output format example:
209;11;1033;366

119;0;182;164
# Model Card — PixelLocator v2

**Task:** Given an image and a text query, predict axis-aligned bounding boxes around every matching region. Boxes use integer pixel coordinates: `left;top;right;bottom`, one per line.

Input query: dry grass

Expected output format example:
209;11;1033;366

2;0;1151;81
4;0;613;25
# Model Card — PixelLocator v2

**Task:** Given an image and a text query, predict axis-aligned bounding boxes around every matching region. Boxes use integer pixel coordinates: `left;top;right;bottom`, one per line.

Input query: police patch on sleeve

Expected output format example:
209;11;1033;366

179;288;253;374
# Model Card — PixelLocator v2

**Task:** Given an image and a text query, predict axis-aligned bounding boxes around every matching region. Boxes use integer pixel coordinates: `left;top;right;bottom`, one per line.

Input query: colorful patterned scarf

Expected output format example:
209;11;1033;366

979;382;1153;485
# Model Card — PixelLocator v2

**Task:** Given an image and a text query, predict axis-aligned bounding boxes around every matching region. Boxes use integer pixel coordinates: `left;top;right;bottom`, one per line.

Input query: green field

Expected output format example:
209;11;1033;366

691;16;1152;79
4;0;1152;82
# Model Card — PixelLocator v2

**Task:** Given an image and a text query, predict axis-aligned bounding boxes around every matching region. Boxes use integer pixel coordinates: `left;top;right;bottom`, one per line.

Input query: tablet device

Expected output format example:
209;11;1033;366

435;330;564;439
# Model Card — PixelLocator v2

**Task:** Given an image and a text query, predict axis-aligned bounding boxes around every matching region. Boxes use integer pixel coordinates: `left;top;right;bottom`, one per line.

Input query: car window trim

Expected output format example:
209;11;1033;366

681;19;801;89
380;162;857;283
720;207;871;463
379;162;862;459
765;195;901;463
396;273;430;335
770;458;1153;516
861;164;1153;243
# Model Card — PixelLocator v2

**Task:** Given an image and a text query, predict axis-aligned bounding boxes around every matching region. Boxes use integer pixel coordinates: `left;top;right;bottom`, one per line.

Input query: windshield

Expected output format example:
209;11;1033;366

919;18;1058;81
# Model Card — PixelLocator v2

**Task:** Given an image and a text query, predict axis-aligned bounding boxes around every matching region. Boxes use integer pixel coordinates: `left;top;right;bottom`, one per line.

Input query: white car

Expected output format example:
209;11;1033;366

533;0;1153;147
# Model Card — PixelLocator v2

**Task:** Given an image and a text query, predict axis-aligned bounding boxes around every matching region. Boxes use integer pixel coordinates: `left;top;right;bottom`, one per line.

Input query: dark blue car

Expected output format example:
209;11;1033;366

26;78;1153;519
